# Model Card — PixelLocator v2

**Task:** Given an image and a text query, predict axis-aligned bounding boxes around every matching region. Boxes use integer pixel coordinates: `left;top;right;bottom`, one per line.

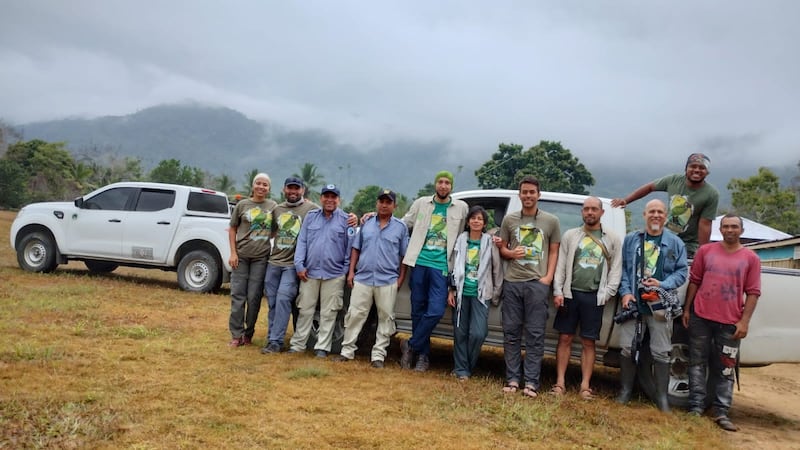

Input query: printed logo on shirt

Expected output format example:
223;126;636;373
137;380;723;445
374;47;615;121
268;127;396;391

275;212;302;249
247;207;272;241
666;194;694;233
466;246;479;282
516;224;542;265
577;236;603;269
424;213;447;251
639;240;661;279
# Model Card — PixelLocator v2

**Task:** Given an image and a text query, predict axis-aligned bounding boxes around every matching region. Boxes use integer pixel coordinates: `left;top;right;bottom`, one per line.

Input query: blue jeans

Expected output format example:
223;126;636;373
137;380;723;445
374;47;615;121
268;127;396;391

688;312;738;416
501;280;550;390
452;295;489;377
408;265;448;356
229;256;267;339
264;264;299;347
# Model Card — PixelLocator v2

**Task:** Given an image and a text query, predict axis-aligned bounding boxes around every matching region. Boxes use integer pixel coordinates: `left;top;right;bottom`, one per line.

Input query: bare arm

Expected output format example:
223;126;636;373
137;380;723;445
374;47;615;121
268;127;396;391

682;281;699;328
227;227;238;270
611;182;656;208
734;294;760;339
540;242;560;286
697;218;712;247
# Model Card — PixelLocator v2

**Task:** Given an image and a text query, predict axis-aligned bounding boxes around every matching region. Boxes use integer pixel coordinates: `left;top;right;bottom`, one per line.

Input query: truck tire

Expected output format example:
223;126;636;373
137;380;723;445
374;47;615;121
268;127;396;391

84;260;119;273
17;231;58;273
177;249;221;293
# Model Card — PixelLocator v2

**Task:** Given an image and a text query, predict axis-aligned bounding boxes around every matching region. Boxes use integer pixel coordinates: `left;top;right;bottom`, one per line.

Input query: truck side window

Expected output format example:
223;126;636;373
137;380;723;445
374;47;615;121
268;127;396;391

538;200;584;236
187;192;229;214
135;189;176;212
83;187;135;211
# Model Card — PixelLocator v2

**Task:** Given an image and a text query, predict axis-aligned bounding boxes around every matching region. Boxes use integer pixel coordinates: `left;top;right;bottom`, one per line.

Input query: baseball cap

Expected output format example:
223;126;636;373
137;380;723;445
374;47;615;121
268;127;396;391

321;184;340;196
284;176;304;187
377;188;396;203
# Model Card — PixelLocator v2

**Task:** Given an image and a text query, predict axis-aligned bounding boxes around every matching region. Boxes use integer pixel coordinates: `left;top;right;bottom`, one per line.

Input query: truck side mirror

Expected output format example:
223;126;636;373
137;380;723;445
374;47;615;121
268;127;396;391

74;197;84;208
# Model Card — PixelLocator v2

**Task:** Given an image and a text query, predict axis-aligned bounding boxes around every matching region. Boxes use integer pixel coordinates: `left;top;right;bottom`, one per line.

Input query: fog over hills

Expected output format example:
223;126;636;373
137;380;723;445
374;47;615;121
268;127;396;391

17;103;797;216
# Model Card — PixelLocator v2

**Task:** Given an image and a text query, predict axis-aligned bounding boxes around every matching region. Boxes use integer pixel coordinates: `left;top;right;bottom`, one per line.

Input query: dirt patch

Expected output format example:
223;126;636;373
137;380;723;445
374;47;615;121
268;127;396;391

725;364;800;449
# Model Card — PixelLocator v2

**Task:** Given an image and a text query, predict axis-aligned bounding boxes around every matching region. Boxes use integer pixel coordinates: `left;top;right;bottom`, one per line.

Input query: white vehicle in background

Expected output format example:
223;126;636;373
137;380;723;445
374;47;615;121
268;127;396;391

10;182;232;293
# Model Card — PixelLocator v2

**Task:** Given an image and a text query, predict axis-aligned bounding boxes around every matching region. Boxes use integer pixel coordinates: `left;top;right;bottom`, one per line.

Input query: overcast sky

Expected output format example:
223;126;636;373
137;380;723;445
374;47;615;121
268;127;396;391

2;1;798;170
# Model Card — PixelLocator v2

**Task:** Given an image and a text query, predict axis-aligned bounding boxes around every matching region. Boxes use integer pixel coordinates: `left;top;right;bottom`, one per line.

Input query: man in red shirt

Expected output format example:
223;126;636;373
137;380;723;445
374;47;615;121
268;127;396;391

682;214;761;432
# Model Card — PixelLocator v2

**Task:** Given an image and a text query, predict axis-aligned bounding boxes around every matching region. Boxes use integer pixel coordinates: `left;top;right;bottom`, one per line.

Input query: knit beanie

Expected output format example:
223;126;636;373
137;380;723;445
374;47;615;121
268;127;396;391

434;170;454;186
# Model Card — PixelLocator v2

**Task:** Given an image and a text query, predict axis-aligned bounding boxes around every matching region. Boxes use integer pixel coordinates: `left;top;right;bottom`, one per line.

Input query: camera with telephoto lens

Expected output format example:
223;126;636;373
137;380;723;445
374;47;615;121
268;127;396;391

614;301;640;324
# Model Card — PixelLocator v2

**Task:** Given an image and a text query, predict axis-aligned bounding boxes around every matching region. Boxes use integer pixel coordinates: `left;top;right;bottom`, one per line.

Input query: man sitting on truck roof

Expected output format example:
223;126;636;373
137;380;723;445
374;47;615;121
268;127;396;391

611;153;719;258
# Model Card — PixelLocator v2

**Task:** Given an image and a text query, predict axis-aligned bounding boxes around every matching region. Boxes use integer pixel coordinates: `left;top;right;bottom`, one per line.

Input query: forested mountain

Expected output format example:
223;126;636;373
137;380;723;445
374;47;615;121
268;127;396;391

19;103;479;200
15;102;796;210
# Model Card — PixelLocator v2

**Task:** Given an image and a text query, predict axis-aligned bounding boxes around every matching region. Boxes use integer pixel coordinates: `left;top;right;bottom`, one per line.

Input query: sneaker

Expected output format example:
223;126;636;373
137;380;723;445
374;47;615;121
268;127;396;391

242;336;253;346
287;348;302;354
314;350;328;358
260;343;281;354
229;337;244;348
332;355;352;362
414;354;430;372
371;360;384;369
400;339;413;369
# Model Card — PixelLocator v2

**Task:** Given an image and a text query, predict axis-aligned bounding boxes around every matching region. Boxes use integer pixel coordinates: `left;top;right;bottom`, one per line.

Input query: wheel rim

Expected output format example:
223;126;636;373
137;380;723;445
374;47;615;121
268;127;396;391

24;240;47;267
183;260;210;289
669;343;690;399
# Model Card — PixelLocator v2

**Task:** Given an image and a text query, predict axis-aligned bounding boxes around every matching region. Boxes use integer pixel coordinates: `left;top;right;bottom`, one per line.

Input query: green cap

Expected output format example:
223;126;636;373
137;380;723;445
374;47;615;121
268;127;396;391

434;170;454;186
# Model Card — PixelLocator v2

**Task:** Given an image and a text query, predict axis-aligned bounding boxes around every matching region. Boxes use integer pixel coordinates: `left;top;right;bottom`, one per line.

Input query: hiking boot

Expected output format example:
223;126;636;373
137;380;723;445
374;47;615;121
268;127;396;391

314;350;328;358
332;355;352;362
287;348;302;354
714;416;738;432
260;343;281;354
371;360;384;369
242;336;253;346
400;339;413;370
414;354;430;372
229;336;244;348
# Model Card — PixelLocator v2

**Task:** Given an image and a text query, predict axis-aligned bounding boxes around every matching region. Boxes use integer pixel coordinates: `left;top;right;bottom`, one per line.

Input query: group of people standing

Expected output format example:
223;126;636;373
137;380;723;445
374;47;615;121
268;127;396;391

227;153;761;433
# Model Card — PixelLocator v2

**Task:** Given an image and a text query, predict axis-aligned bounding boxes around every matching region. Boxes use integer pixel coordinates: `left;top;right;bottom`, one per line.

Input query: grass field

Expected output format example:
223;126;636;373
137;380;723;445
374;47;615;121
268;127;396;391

0;210;737;449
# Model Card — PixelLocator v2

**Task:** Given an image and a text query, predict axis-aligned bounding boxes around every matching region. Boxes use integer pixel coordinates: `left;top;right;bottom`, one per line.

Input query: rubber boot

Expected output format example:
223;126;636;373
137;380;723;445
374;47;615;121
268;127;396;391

653;361;672;413
616;355;637;404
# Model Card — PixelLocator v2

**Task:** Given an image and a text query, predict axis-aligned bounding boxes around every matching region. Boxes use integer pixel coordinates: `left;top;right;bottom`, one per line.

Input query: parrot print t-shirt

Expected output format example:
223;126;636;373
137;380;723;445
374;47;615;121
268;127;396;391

230;197;278;259
570;229;605;292
414;201;450;273
652;173;719;255
268;201;319;267
500;209;561;282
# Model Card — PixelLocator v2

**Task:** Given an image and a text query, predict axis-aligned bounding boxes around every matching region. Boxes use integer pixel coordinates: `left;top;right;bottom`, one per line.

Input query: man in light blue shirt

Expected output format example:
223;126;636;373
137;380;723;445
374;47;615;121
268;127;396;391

334;189;408;368
290;184;355;357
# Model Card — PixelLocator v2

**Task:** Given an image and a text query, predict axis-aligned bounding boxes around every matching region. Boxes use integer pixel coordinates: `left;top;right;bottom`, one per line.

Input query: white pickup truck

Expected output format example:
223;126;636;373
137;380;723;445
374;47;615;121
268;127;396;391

10;182;232;293
388;189;800;406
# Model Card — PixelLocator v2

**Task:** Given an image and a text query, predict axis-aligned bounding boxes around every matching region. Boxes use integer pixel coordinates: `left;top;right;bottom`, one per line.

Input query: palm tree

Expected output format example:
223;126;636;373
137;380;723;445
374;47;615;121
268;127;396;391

293;163;324;202
214;174;236;195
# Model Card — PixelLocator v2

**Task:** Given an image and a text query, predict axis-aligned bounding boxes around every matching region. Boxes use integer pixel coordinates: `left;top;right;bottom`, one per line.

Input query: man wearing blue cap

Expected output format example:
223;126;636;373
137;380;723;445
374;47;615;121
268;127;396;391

290;184;355;358
399;171;468;372
611;153;719;258
334;188;409;368
261;177;318;353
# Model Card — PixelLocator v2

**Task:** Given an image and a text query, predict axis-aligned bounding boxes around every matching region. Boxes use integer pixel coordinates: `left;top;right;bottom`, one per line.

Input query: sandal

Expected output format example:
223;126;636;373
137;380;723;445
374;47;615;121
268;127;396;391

550;385;565;396
502;382;519;394
522;385;538;398
579;388;595;400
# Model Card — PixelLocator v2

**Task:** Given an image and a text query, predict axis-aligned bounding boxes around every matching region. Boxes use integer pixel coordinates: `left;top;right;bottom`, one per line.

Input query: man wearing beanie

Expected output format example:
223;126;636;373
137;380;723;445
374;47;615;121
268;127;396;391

611;153;719;258
399;170;468;372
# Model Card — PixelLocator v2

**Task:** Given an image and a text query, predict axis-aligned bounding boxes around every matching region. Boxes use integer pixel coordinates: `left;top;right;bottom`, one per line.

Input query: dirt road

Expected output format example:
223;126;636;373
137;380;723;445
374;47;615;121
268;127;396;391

725;363;800;448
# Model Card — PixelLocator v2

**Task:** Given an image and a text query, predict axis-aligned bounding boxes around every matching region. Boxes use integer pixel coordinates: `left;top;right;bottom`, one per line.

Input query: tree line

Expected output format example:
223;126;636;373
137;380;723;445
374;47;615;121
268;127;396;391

1;134;798;234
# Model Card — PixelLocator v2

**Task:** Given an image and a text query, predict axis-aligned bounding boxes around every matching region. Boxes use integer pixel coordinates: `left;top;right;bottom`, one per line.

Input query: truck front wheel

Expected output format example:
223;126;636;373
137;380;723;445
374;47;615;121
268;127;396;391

17;231;58;273
177;249;221;293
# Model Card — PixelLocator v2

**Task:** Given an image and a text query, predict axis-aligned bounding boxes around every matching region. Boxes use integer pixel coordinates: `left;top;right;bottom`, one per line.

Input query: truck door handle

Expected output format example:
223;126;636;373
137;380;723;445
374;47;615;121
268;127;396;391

108;219;122;223
157;221;171;225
